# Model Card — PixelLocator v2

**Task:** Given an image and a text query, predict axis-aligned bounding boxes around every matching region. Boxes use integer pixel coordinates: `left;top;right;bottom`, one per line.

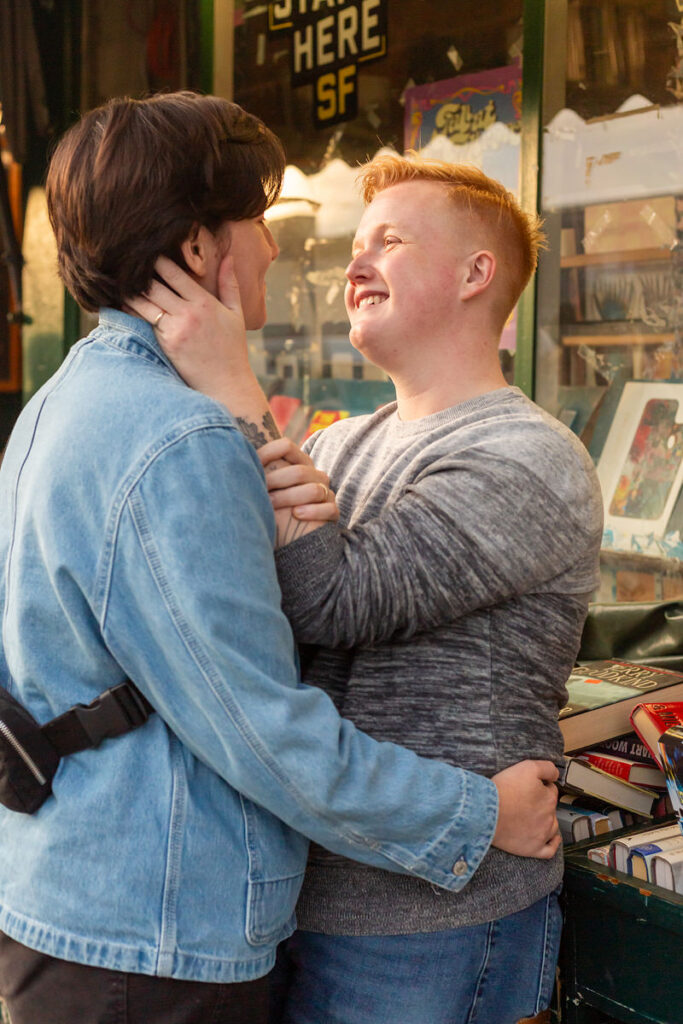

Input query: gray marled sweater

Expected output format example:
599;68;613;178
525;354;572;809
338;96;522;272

275;386;603;933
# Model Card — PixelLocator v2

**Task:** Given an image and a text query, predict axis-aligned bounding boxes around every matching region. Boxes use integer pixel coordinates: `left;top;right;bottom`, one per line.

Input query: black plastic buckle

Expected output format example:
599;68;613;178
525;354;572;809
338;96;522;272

71;684;153;747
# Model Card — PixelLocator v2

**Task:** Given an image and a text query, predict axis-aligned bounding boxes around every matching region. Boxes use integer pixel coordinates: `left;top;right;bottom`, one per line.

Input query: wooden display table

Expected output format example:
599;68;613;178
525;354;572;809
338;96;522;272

558;825;683;1023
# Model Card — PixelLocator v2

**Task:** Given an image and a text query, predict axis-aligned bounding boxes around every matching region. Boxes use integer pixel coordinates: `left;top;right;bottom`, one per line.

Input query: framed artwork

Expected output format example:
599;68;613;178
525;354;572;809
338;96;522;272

403;65;521;153
598;381;683;555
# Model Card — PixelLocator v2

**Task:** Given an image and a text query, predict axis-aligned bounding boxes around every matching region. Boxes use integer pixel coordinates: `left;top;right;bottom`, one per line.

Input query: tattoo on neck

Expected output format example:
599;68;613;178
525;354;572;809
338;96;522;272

236;410;281;449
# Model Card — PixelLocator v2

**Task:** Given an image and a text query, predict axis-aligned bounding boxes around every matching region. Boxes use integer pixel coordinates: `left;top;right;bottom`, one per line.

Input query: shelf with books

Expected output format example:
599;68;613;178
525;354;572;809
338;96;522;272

566;818;681;885
560;824;683;1024
557;671;683;1020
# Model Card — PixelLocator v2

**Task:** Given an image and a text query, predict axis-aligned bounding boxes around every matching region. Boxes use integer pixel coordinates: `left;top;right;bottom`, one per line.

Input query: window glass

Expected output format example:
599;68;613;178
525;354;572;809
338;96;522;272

536;0;683;602
233;0;523;440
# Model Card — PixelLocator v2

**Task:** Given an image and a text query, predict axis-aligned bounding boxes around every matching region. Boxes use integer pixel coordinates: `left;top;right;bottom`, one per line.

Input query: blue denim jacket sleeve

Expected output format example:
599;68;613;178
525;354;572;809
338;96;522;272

99;420;497;891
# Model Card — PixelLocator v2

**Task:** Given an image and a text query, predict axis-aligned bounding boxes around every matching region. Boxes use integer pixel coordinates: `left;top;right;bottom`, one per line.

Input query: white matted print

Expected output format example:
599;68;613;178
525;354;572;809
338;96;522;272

598;382;683;553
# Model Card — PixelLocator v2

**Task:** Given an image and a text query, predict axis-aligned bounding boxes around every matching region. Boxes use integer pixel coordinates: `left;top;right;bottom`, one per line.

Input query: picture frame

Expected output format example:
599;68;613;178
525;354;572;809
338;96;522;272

598;381;683;555
403;64;521;153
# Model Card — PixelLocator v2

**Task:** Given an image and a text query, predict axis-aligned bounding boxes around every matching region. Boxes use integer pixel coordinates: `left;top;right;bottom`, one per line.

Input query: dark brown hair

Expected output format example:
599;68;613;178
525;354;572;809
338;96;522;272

46;92;285;311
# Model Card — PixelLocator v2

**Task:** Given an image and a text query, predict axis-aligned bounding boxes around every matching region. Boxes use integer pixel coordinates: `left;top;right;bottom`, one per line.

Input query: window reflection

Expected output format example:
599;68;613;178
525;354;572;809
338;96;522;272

537;0;683;602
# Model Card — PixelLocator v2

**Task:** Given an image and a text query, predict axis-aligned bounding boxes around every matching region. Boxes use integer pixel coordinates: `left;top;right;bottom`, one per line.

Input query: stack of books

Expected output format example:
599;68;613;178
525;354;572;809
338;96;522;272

557;660;683;846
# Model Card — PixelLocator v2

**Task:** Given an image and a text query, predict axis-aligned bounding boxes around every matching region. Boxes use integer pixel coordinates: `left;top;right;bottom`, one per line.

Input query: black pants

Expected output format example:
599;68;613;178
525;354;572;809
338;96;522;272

0;932;270;1024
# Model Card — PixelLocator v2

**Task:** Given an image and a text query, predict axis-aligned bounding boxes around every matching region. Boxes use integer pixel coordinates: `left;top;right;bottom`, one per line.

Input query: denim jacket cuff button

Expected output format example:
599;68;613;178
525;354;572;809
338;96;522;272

452;858;468;877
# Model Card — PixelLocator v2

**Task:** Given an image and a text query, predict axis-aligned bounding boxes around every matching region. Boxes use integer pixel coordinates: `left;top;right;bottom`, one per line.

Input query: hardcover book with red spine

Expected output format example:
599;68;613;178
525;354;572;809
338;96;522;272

630;701;683;769
577;750;665;788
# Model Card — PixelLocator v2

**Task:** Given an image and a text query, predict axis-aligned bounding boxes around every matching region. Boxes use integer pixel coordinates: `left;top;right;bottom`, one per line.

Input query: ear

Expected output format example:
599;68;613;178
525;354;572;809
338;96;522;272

460;250;496;302
180;225;217;279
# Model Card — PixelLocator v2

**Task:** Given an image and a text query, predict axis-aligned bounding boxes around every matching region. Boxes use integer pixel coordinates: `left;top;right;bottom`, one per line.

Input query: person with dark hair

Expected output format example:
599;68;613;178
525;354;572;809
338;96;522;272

0;96;560;1024
132;152;603;1024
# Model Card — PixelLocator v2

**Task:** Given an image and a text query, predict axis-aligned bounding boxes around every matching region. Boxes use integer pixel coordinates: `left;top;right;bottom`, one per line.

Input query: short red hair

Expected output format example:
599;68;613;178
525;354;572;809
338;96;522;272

356;152;545;324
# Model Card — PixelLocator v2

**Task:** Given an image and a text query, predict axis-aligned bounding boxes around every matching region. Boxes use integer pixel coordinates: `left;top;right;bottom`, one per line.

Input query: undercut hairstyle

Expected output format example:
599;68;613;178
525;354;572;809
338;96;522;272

46;92;285;311
356;152;545;326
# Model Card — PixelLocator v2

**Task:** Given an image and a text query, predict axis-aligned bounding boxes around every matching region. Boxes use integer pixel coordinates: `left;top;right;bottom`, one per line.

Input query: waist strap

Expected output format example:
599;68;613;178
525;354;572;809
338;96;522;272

42;683;154;756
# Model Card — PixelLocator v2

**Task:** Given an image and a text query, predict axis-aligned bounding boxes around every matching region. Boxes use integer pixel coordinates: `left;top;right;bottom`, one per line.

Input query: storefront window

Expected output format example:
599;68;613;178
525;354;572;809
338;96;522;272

233;0;523;440
536;0;683;602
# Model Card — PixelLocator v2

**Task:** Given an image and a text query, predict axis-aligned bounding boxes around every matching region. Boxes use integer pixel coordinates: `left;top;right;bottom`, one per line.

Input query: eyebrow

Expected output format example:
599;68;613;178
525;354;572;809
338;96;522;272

351;221;400;252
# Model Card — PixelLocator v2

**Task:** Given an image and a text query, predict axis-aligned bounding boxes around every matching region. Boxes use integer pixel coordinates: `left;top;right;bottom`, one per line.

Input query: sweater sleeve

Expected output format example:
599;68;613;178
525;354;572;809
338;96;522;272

275;442;603;649
101;423;499;891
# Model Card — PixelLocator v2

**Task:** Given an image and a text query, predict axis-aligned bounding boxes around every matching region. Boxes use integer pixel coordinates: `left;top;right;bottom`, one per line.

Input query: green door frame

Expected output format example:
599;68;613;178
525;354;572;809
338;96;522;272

515;0;546;399
200;0;215;95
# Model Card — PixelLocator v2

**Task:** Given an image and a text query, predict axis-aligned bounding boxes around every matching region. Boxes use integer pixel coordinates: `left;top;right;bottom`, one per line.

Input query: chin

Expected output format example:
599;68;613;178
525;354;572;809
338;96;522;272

349;323;374;356
245;309;268;331
349;326;395;376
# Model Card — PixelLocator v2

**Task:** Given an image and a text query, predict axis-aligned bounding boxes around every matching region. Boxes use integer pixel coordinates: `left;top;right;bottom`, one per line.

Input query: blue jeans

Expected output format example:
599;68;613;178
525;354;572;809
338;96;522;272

269;889;562;1024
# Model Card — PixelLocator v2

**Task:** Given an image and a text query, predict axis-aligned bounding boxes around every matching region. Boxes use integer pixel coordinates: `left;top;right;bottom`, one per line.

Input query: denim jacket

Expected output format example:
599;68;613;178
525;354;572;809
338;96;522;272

0;310;498;981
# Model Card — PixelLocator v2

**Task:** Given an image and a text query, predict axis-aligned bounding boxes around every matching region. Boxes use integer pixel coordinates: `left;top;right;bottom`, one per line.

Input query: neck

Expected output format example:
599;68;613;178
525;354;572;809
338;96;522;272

391;331;508;421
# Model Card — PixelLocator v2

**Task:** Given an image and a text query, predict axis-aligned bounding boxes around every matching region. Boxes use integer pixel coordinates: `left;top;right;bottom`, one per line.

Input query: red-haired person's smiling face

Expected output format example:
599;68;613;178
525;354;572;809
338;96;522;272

344;180;484;370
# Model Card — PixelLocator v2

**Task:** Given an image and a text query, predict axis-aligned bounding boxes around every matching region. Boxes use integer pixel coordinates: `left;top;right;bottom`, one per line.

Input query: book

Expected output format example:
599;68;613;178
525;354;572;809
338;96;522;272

653;847;683;892
629;833;683;881
587;843;612;866
559;661;683;753
588;732;659;766
658;724;683;835
577;750;665;789
557;804;589;843
610;822;681;872
557;803;611;843
560;756;662;817
630;701;683;769
559;793;630;831
653;791;674;819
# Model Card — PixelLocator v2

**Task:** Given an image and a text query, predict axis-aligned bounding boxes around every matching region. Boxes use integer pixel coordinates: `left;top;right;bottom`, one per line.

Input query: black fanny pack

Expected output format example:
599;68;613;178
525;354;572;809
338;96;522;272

0;682;153;814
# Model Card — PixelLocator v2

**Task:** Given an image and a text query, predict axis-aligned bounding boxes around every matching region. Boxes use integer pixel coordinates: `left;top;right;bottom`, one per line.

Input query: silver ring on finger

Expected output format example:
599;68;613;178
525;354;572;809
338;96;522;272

153;310;165;328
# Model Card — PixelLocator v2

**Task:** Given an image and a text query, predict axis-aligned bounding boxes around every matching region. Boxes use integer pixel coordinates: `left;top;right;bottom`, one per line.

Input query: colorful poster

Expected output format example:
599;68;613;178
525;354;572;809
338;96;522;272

404;65;521;152
598;382;683;556
303;408;350;440
609;398;683;520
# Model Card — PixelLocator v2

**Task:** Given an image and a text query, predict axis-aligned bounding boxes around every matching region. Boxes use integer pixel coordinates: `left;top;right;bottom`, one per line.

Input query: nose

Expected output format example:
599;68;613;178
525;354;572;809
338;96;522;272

345;251;370;282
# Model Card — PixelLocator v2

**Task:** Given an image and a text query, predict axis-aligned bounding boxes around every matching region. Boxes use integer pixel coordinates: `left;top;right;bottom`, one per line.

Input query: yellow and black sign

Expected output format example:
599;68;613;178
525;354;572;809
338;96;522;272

268;0;388;128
